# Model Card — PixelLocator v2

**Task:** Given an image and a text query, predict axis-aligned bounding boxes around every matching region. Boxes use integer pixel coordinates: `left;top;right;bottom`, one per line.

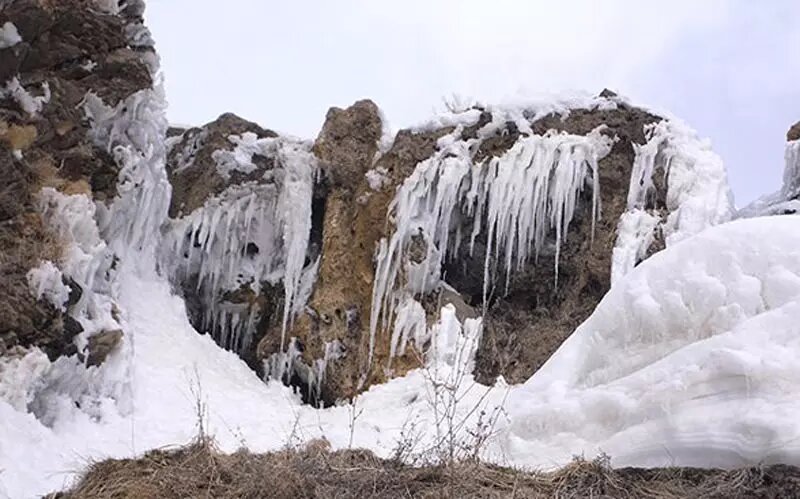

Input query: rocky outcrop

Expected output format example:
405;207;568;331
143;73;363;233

163;112;317;373
166;113;278;217
788;121;800;142
162;94;732;405
0;0;154;362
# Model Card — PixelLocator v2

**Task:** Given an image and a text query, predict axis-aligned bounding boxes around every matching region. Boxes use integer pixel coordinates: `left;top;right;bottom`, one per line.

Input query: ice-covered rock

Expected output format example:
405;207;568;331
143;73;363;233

739;121;800;217
162;113;318;371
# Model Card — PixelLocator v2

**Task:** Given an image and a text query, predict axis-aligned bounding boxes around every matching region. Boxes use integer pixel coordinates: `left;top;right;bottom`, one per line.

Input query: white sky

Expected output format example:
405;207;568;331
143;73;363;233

146;1;799;207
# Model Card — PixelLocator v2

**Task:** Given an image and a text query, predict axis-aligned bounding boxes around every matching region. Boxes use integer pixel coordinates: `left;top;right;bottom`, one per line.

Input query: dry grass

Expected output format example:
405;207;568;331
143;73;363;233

54;438;800;499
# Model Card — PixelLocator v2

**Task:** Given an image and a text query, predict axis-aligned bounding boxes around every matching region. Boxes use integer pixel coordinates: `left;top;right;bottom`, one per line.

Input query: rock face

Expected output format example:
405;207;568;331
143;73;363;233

162;95;731;406
788;121;800;142
0;0;152;360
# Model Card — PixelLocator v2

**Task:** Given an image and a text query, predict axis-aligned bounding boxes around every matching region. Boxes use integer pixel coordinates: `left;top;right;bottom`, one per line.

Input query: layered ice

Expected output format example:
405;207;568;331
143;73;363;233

82;88;172;258
370;125;613;369
611;120;734;284
26;261;70;313
501;216;800;469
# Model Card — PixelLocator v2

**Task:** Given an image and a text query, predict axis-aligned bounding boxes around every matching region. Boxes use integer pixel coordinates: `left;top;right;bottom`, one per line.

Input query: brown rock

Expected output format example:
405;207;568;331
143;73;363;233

312;99;383;189
788;121;800;142
0;0;156;361
166;113;278;217
85;329;123;367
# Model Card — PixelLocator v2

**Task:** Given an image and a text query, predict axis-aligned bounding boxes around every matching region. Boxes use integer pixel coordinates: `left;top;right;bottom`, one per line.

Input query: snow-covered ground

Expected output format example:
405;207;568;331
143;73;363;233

0;264;507;498
4;214;800;497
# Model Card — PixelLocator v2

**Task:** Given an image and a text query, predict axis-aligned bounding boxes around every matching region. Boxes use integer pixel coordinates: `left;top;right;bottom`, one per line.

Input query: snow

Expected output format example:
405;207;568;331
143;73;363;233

370;125;613;370
0;269;506;498
611;120;735;283
499;216;800;469
0;22;21;49
365;166;390;190
212;132;264;180
407;91;621;136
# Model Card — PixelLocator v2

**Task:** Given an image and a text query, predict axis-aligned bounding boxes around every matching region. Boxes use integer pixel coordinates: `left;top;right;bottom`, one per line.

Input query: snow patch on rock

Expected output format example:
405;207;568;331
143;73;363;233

2;78;50;116
0;21;22;49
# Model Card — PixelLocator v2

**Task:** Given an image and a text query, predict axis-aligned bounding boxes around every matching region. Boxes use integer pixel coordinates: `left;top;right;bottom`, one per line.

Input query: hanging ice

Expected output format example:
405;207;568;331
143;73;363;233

782;140;800;200
161;136;317;354
82;87;172;258
369;125;613;369
611;120;734;284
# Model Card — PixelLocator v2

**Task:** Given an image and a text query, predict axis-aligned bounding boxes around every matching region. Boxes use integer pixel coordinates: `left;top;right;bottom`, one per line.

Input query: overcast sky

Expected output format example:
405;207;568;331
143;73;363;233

146;1;799;207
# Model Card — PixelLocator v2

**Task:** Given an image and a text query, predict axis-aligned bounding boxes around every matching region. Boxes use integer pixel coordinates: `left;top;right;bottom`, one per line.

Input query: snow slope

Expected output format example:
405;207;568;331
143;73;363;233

0;266;506;498
500;215;800;469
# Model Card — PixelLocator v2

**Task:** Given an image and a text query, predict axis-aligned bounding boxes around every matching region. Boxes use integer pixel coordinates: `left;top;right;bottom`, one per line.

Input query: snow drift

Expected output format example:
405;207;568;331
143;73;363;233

501;215;800;469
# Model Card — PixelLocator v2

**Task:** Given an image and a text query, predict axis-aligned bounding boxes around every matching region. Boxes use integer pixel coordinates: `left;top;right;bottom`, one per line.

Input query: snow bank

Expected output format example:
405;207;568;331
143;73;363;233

500;216;800;469
611;120;734;284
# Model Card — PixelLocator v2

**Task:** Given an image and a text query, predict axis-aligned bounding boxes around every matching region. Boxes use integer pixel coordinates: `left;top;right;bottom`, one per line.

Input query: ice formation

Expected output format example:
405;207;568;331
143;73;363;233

369;125;613;368
739;140;800;217
611;120;734;284
782;140;800;200
1;78;50;116
0;21;21;49
501;216;800;469
161;136;317;353
213;132;264;180
26;261;70;313
82;89;172;257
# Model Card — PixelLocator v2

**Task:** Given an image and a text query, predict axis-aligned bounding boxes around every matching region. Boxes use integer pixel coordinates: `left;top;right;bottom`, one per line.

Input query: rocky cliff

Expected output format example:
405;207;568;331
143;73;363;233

0;0;157;365
1;0;737;409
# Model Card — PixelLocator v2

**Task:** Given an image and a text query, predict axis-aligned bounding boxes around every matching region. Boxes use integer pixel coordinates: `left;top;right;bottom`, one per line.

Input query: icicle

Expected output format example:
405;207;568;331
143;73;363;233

611;120;733;284
388;295;428;366
368;125;612;373
160;136;316;357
